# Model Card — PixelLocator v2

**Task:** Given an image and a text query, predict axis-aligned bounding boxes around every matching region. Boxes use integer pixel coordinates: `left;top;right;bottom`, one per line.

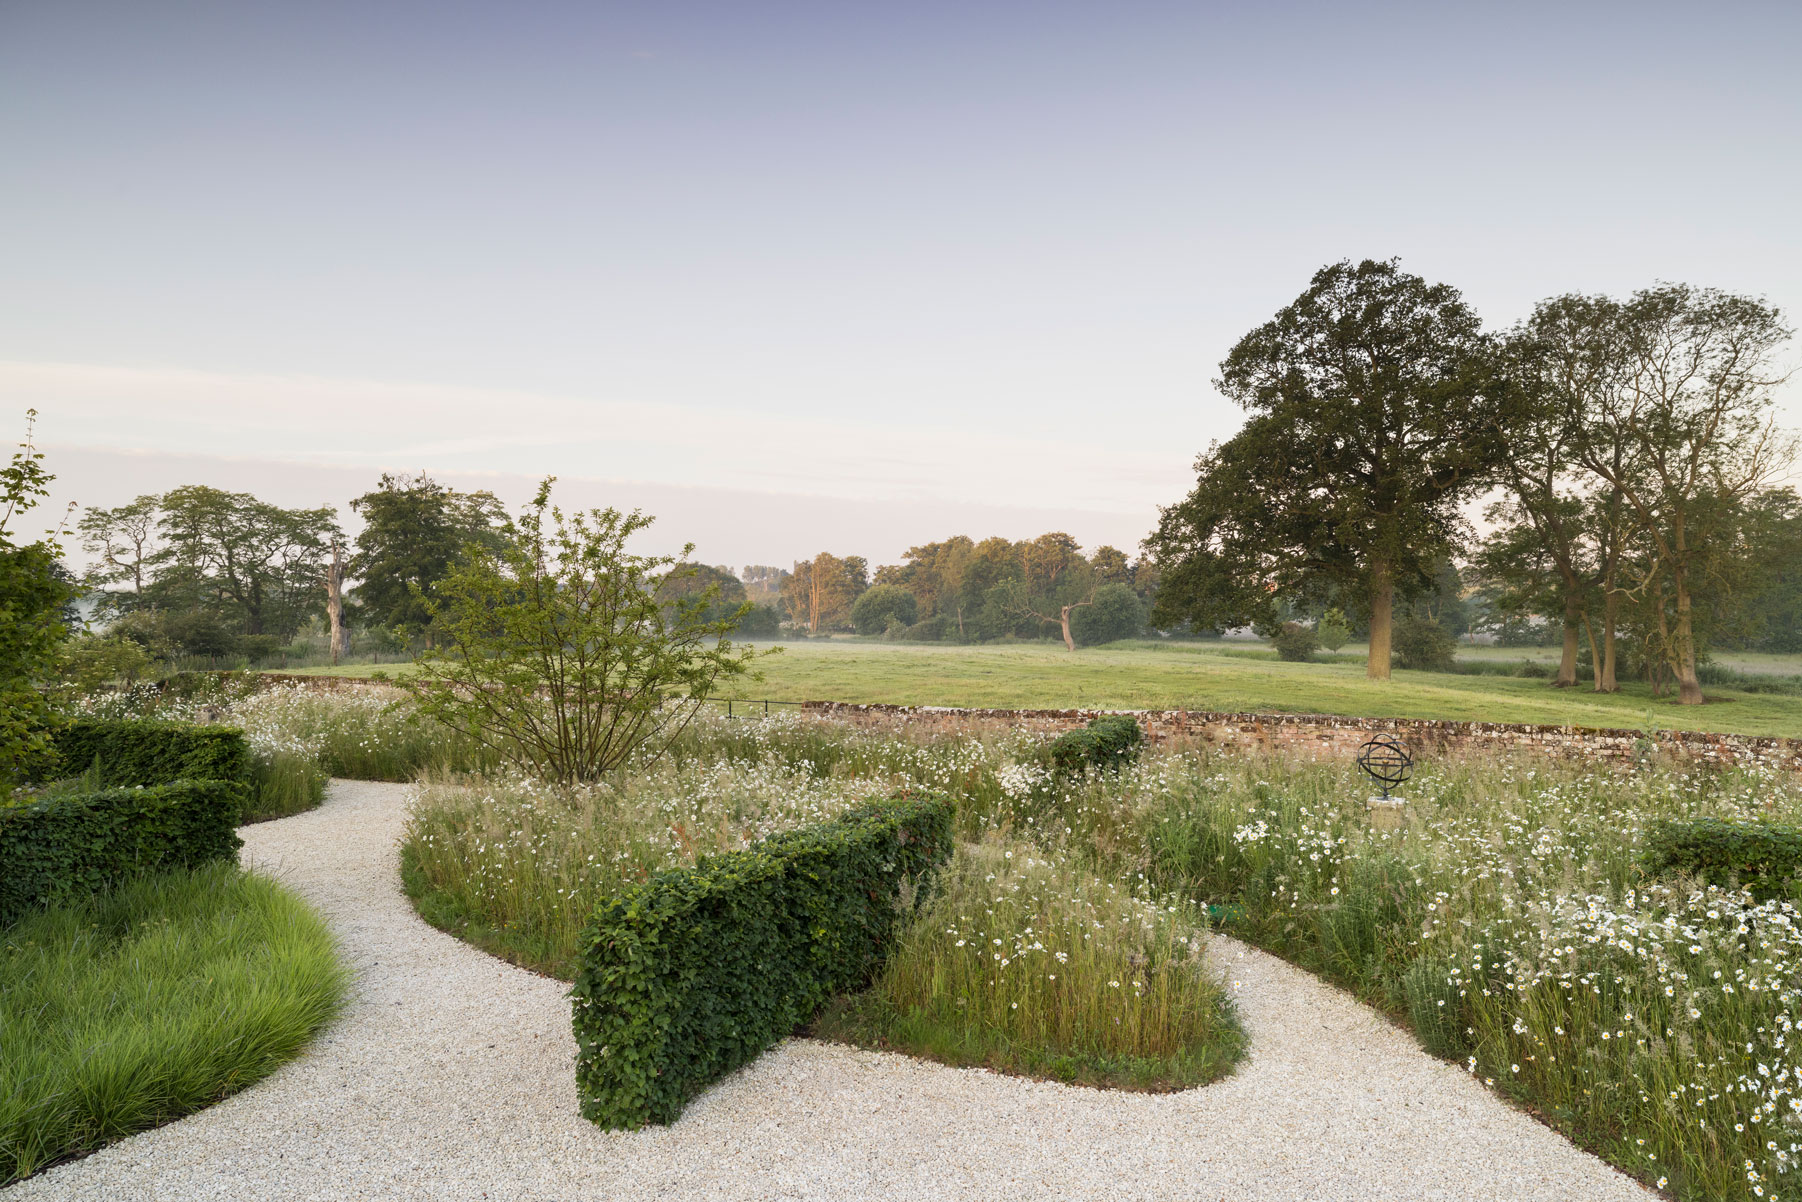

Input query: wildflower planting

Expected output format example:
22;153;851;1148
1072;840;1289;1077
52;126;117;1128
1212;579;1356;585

815;835;1242;1089
396;697;1802;1196
1145;753;1802;1202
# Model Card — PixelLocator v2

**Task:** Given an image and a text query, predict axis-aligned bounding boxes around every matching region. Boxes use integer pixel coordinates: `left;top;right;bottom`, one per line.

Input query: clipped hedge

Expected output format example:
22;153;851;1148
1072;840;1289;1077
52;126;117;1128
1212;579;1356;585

1047;714;1144;777
0;781;244;926
572;794;954;1129
1642;818;1802;901
50;718;252;796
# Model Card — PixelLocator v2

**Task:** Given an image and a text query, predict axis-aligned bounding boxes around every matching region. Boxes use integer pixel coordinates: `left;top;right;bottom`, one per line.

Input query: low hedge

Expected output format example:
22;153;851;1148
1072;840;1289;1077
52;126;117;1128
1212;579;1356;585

0;781;244;926
571;794;954;1129
50;718;252;796
1047;714;1144;777
1642;818;1802;901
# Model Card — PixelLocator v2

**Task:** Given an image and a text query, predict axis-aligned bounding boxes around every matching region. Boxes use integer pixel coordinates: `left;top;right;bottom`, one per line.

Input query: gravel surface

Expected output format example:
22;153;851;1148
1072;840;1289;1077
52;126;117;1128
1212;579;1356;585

7;778;1656;1202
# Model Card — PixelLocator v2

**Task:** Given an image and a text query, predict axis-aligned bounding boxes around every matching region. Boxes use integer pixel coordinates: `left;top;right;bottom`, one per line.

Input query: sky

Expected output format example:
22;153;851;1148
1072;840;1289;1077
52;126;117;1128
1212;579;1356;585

2;0;1799;571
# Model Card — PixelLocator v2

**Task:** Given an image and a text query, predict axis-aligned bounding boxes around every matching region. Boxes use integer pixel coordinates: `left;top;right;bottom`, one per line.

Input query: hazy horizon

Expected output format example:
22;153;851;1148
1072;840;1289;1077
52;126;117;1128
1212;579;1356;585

4;1;1799;569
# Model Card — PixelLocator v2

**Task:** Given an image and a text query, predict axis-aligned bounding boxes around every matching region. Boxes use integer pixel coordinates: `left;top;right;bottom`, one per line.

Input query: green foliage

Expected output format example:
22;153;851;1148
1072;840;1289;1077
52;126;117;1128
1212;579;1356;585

1392;615;1458;671
409;479;763;783
0;780;244;927
1269;621;1319;662
1146;259;1513;677
349;472;506;634
814;837;1243;1091
571;795;954;1128
0;414;76;796
850;584;918;635
1046;714;1143;778
50;718;252;798
1070;582;1144;646
1642;818;1802;901
151;485;341;642
0;861;343;1184
243;750;327;824
1315;608;1351;652
56;633;154;694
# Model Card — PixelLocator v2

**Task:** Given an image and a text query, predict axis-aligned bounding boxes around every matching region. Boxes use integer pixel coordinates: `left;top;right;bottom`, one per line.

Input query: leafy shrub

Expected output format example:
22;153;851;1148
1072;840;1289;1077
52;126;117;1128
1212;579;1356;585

49;718;251;798
850;585;918;635
1070;583;1145;647
0;780;244;926
1642;818;1802;901
571;794;954;1128
730;603;782;639
1047;715;1143;778
1315;608;1351;652
1269;621;1319;662
1391;616;1457;671
901;615;947;641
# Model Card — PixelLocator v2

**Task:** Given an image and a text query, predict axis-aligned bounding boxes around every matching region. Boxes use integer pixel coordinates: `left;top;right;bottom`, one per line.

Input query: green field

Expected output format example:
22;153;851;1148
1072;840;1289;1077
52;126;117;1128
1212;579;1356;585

278;638;1802;738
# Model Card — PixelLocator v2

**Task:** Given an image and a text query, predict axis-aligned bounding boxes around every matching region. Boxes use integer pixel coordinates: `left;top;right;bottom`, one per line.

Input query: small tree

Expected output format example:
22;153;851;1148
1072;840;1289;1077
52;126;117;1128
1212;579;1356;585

1269;621;1319;662
0;412;75;790
1315;608;1351;651
406;480;764;783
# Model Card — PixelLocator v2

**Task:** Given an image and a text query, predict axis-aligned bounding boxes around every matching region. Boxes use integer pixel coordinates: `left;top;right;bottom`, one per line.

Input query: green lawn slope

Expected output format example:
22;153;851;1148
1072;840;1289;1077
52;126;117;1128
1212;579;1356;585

274;639;1802;738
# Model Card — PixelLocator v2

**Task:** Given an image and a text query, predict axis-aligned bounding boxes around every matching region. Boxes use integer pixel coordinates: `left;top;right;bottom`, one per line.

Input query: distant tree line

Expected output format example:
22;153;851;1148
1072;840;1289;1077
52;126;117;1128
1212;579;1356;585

778;535;1158;649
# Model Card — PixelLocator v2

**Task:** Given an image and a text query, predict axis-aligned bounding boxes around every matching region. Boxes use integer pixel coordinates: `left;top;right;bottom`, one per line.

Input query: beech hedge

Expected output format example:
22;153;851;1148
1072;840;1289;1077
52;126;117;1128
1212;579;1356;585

571;794;954;1129
0;780;244;926
1642;818;1802;901
49;719;252;798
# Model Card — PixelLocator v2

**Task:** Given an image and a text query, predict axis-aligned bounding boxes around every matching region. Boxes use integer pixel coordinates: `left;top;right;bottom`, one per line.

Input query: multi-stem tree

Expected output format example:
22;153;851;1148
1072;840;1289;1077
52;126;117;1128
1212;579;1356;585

1572;285;1795;705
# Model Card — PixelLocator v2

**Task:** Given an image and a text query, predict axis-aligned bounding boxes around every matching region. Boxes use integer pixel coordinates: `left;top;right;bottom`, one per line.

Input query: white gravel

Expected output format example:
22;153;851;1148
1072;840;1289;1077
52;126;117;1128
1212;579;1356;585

7;778;1656;1202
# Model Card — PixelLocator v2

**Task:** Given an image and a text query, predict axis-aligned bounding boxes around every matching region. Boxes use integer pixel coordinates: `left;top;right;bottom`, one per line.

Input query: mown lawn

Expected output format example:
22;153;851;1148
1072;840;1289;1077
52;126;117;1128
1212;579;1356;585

276;639;1802;737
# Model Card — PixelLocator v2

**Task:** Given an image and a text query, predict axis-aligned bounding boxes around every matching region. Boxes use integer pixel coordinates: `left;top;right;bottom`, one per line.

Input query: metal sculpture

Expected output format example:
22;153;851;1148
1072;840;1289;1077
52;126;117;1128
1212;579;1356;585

1356;734;1414;799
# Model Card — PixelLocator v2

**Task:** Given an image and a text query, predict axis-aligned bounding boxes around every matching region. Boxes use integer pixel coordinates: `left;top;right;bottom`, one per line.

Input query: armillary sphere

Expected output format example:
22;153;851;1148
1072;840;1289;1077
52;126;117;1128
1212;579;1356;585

1356;734;1414;799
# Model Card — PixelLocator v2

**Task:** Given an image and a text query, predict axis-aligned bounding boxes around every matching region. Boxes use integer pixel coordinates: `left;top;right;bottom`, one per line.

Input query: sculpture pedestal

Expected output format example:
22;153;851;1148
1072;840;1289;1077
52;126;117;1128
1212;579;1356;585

1366;796;1407;831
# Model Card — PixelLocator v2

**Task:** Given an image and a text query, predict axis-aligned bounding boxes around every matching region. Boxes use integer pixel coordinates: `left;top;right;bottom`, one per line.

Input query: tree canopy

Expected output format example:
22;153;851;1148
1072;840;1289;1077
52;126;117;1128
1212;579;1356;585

1147;258;1512;679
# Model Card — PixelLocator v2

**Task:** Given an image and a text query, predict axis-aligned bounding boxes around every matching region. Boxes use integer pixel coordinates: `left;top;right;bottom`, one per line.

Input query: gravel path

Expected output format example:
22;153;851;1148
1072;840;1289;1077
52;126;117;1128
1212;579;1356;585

8;779;1656;1202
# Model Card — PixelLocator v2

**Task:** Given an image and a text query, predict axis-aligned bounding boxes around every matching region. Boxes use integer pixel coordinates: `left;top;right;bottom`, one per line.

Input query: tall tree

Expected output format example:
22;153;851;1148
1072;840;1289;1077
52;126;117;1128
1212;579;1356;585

781;552;860;633
76;495;160;617
1147;259;1510;678
348;472;505;637
153;486;339;639
1572;285;1795;705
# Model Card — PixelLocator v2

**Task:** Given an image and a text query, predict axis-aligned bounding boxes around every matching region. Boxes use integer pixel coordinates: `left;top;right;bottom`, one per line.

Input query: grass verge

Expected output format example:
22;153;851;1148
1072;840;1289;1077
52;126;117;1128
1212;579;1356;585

0;863;345;1184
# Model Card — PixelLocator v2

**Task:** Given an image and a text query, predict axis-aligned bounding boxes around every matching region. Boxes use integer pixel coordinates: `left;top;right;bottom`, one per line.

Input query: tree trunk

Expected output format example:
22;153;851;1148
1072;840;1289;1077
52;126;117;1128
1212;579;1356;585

1555;592;1580;688
324;541;347;665
1058;606;1076;652
1673;572;1703;705
1366;561;1393;680
1598;590;1619;693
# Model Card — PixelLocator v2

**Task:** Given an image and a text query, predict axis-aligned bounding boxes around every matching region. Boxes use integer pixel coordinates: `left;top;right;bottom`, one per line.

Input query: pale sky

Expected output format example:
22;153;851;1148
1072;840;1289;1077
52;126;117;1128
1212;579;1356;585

3;1;1798;568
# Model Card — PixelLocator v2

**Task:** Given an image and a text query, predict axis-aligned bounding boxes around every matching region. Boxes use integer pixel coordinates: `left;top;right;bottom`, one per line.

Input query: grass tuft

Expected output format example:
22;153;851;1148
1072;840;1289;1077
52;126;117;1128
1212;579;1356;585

0;863;345;1184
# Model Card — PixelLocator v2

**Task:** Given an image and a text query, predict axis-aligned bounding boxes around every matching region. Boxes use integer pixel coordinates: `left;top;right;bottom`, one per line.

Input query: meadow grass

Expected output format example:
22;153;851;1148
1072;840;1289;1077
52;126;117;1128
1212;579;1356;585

401;714;1246;1087
404;707;1802;1199
276;639;1802;737
811;836;1243;1089
0;863;345;1184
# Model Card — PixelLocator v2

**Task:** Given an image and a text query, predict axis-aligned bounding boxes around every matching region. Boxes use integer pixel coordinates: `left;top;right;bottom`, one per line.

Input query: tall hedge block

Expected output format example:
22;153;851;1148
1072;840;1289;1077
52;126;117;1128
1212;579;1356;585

571;795;954;1129
51;718;252;796
0;781;245;926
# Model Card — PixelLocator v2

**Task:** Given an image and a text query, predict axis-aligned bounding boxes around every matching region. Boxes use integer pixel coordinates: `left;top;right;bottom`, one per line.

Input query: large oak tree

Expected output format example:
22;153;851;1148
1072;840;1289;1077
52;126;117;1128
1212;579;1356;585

1147;259;1511;679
